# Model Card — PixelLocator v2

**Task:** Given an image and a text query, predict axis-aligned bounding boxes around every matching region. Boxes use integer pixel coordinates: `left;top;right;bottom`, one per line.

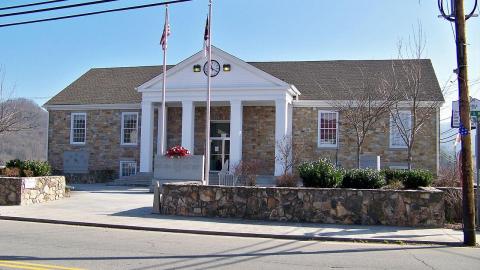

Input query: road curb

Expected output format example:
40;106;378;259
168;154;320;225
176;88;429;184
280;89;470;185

0;215;464;247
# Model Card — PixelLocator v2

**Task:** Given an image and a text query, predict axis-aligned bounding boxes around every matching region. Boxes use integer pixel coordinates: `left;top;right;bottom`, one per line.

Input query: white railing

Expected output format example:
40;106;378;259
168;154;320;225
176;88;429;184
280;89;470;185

218;159;237;186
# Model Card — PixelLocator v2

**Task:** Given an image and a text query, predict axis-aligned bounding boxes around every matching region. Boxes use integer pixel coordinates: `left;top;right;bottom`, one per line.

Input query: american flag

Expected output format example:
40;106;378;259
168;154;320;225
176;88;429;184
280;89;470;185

160;8;170;50
203;17;210;57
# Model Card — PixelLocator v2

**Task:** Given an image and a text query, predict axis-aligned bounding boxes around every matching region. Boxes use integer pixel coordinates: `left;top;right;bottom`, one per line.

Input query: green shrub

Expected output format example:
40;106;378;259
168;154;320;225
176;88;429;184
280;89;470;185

382;169;408;184
4;159;51;177
403;169;434;189
298;158;343;188
22;160;51;177
6;159;24;169
342;169;386;189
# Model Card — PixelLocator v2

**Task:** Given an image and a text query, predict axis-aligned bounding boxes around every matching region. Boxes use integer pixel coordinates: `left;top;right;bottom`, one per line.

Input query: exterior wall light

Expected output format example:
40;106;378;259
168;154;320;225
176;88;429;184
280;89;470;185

223;64;231;72
193;64;201;72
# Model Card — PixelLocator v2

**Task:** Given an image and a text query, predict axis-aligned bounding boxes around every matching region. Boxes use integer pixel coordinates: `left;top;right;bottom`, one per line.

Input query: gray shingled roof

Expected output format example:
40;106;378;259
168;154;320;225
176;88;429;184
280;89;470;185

44;59;443;106
250;59;443;101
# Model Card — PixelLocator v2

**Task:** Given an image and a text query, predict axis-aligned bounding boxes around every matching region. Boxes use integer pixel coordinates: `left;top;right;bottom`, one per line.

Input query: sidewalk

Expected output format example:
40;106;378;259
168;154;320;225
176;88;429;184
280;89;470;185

0;184;477;246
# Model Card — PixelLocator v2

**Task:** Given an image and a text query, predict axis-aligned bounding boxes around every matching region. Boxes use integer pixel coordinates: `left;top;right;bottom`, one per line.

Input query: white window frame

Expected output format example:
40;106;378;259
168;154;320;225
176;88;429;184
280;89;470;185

70;112;86;145
121;112;139;145
389;111;411;149
317;110;339;148
119;160;137;178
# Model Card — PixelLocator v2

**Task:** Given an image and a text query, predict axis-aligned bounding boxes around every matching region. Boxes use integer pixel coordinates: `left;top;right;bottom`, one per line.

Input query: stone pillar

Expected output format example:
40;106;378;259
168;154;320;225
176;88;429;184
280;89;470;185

181;101;195;152
140;100;154;172
275;98;289;176
230;100;243;169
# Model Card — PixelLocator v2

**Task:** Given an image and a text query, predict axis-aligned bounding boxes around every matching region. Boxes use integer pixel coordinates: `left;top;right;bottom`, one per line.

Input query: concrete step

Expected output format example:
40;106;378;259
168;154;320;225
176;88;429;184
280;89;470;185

109;172;153;187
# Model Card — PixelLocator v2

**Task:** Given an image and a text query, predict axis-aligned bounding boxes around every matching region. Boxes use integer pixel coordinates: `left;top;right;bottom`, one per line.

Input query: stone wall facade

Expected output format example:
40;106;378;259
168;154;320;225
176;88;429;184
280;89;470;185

48;109;141;180
167;107;182;149
161;183;445;227
48;105;438;179
292;107;438;173
242;106;275;174
0;176;66;205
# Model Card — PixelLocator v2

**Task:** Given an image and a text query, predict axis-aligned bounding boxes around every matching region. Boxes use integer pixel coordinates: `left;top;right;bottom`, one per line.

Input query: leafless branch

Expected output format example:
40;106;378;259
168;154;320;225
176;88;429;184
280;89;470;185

0;69;39;135
322;68;395;168
385;23;444;169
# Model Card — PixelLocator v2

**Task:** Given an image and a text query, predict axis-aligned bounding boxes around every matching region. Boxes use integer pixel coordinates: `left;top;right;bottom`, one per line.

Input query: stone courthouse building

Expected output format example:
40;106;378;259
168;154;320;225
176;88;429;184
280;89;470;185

44;47;443;182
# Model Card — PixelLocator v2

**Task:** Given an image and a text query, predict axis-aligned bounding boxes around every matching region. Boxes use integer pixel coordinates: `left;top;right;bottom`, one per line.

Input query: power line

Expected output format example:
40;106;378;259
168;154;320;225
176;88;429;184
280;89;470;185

0;0;122;18
441;128;456;134
0;0;192;28
0;0;69;11
441;133;458;140
441;138;456;144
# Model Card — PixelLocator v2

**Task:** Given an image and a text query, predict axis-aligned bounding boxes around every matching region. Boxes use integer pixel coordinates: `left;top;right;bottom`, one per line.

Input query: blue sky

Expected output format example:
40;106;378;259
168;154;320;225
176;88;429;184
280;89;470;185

0;0;479;121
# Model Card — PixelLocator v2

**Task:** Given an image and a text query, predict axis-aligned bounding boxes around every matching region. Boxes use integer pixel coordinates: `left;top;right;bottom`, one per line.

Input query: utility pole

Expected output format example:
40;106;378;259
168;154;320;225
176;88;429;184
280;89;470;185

438;0;477;246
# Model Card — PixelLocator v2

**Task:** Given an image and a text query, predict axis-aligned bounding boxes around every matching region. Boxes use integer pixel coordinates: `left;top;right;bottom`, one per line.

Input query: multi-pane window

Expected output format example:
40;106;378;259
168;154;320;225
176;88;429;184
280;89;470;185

121;112;138;145
390;111;412;148
70;113;86;144
318;111;338;147
120;161;137;177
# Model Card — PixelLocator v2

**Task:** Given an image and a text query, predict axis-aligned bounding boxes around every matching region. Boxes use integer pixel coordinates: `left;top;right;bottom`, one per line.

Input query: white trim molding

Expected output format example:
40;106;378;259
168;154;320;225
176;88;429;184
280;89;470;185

137;46;291;92
44;103;141;111
121;112;139;146
70;112;87;145
293;100;444;108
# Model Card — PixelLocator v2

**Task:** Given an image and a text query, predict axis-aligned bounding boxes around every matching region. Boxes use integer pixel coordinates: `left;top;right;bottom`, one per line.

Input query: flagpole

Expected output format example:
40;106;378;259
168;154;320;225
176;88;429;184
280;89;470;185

204;0;212;185
160;5;168;156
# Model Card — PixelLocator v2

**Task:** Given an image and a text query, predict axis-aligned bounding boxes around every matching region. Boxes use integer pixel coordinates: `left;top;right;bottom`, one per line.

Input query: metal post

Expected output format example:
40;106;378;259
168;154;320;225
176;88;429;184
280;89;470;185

204;0;212;185
160;5;168;156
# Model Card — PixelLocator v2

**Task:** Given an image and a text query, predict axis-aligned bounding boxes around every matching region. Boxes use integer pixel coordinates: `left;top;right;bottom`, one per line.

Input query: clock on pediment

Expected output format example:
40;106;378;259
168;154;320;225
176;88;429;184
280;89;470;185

203;60;220;77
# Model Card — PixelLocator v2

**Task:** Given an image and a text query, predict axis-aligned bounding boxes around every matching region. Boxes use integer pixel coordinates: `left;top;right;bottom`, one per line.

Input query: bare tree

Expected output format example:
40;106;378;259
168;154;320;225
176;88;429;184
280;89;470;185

0;70;38;135
385;24;443;170
275;135;303;176
324;71;395;169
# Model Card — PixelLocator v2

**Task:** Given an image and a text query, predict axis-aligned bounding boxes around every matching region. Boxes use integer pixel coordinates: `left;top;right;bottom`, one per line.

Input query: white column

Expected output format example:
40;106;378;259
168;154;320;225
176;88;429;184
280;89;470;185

157;105;167;156
275;98;289;176
140;101;154;172
230;100;243;169
181;101;195;151
287;102;293;173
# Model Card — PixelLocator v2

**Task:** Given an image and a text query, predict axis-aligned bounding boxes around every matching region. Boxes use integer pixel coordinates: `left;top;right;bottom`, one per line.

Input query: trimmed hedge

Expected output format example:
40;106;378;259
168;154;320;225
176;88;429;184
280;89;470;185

5;159;51;177
382;169;434;189
298;158;343;188
402;169;434;189
342;169;386;189
298;160;433;190
382;169;407;184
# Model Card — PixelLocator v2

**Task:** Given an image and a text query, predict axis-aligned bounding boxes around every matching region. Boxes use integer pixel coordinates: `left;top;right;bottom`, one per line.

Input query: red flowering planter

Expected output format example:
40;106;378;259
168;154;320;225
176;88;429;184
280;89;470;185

165;146;191;158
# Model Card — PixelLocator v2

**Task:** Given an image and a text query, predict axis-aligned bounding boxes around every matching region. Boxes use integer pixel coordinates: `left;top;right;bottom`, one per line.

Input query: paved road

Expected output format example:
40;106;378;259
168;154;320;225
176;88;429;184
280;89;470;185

0;220;478;270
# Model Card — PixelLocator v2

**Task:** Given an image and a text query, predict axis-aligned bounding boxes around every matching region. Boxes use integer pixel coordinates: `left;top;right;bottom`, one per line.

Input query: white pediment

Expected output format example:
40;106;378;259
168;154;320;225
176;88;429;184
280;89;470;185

138;47;290;92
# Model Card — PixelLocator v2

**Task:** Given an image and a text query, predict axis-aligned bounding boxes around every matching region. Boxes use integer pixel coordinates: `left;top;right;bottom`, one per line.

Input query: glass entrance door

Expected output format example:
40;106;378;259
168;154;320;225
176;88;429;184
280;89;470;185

210;138;230;171
210;121;230;172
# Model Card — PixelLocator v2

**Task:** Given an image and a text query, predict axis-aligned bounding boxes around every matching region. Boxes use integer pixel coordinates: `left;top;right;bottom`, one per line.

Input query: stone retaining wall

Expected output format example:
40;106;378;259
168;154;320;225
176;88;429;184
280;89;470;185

161;183;445;227
0;176;66;205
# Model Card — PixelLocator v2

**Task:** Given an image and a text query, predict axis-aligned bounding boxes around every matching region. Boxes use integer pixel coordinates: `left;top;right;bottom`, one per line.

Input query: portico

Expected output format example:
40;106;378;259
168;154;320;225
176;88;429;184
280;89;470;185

137;47;299;178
